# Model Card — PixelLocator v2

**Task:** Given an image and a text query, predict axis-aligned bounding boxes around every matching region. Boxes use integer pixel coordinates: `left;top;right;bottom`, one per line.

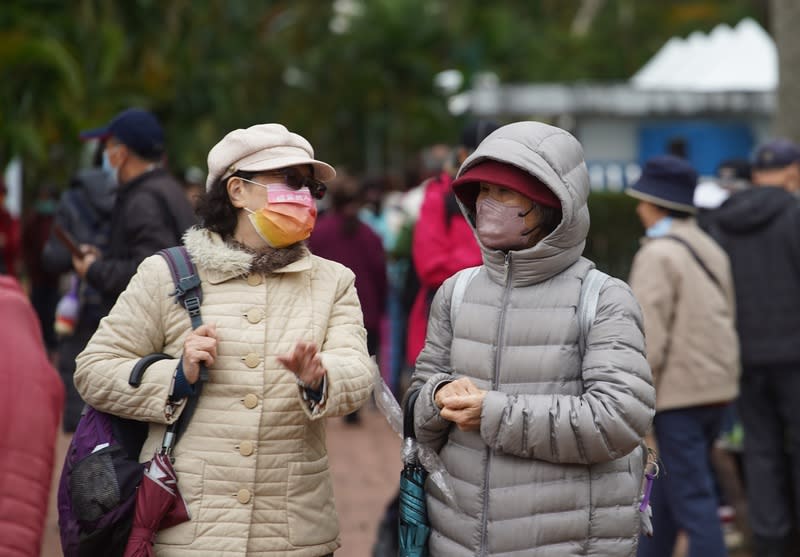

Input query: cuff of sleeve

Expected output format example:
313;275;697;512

169;359;195;402
479;390;506;447
299;375;327;416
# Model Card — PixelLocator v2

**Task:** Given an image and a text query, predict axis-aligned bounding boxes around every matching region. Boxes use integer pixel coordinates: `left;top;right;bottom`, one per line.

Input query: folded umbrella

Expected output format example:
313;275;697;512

398;389;430;557
123;451;190;557
399;462;430;557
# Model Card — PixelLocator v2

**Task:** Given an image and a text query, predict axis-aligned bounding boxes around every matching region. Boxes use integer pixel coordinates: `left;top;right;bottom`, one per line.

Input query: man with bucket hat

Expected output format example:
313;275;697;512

700;139;800;557
627;155;740;557
74;108;196;314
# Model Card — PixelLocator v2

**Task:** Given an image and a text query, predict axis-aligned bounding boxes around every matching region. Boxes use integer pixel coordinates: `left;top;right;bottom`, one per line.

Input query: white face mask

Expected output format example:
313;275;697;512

102;146;120;184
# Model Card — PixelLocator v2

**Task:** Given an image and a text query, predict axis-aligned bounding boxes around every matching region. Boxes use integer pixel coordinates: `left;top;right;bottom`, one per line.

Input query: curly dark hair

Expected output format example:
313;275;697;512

195;171;256;238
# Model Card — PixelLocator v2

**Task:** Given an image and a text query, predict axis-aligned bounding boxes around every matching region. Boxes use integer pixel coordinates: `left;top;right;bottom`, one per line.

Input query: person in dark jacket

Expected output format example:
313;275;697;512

21;184;60;353
73;108;196;314
42;164;116;431
700;138;800;557
0;275;65;557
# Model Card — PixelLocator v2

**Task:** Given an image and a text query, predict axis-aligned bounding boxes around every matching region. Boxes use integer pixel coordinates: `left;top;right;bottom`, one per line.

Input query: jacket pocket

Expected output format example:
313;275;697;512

156;457;205;546
286;456;339;546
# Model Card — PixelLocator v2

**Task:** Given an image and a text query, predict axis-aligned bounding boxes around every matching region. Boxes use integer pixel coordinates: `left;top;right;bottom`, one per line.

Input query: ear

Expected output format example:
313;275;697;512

227;177;248;209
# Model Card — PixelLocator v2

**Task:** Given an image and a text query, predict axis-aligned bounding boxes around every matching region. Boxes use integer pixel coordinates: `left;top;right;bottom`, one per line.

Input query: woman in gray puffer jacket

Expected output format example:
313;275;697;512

409;121;656;557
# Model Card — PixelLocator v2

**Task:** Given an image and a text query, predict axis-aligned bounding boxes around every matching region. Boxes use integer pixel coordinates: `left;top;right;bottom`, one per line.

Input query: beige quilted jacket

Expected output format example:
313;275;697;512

75;227;374;556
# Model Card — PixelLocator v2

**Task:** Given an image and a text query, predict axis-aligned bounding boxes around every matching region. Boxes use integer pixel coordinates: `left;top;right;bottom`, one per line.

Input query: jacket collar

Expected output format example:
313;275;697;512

183;227;311;284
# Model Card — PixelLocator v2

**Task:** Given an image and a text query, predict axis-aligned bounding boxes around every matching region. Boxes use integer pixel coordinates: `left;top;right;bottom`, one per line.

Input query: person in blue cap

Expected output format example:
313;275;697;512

627;155;740;557
74;108;196;314
700;139;800;557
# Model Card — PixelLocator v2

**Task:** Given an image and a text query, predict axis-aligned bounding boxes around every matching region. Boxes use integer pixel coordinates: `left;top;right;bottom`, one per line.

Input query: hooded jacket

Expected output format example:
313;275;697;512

410;122;655;557
75;228;374;556
700;186;800;366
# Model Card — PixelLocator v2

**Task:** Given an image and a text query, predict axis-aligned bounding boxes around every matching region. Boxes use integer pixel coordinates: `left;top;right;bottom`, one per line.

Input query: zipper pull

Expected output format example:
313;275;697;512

504;252;511;284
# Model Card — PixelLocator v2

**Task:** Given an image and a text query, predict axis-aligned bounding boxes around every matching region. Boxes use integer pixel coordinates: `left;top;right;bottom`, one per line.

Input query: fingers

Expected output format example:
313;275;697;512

194;323;217;339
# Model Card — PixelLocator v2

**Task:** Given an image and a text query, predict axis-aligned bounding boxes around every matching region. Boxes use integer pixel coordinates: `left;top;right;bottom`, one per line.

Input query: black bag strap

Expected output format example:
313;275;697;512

404;389;421;440
661;235;723;293
157;246;207;456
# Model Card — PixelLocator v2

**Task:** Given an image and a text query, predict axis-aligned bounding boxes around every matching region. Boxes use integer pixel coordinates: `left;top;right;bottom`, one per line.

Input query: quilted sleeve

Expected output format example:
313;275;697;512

313;267;375;419
408;279;458;452
75;255;182;424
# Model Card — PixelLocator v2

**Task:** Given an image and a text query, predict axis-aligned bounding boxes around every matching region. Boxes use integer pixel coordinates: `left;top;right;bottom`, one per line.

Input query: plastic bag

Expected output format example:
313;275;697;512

373;369;457;506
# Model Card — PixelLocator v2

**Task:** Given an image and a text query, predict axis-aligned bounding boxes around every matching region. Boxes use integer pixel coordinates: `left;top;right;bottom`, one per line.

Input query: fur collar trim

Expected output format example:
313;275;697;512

182;227;310;282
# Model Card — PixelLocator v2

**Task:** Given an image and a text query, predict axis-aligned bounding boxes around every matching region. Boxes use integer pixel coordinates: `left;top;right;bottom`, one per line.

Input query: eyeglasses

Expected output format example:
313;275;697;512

237;168;327;199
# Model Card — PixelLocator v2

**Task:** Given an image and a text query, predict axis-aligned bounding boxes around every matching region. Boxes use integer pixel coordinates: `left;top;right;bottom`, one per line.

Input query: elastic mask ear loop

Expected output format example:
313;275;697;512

519;203;538;237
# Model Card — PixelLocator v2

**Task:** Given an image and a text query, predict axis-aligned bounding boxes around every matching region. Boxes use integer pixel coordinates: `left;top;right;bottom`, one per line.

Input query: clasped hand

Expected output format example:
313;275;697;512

434;377;487;432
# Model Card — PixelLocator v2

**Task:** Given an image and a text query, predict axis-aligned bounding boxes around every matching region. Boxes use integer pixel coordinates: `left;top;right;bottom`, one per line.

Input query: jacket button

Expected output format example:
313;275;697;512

245;308;263;324
246;274;262;286
239;440;254;456
243;393;259;409
243;353;260;368
237;489;251;504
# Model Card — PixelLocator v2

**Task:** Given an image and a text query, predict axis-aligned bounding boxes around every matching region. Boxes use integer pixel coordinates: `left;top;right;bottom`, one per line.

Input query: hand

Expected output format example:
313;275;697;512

181;324;218;383
278;341;326;389
72;244;100;279
434;377;481;408
436;377;487;432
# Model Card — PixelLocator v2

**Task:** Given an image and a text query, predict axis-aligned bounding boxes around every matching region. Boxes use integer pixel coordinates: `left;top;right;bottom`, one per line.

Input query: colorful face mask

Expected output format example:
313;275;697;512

476;196;539;250
244;182;317;248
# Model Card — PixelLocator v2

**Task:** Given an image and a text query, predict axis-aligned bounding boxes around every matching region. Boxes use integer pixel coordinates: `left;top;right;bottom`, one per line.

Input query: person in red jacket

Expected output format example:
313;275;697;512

0;275;65;557
405;120;499;367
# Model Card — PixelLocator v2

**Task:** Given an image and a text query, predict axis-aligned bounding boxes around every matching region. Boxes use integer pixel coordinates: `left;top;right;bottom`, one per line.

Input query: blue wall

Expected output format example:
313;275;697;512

638;121;754;175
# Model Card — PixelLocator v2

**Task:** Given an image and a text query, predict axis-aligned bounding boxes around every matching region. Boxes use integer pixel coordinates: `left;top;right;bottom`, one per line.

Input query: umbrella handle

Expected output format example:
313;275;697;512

161;425;177;459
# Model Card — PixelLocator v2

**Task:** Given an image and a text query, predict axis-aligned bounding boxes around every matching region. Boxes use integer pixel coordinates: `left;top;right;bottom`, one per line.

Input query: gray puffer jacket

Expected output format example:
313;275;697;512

410;122;655;557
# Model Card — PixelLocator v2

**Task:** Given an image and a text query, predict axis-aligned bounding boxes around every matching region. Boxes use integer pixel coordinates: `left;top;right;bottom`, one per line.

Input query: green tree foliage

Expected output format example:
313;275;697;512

1;0;760;190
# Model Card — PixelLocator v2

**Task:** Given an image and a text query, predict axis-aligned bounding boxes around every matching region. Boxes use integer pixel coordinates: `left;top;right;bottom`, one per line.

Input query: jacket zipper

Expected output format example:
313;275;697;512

479;252;513;556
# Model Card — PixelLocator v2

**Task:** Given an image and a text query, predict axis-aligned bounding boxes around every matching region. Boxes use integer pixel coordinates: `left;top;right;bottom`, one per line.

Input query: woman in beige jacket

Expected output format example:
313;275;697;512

75;124;374;556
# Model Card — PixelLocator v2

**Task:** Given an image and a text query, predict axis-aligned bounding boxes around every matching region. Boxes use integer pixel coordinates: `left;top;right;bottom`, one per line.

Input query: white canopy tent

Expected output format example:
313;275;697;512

630;18;777;92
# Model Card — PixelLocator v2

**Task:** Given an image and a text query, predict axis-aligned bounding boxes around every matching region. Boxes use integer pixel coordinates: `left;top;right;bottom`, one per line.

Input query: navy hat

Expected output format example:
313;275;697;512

627;155;698;213
752;138;800;170
80;108;165;159
460;119;500;150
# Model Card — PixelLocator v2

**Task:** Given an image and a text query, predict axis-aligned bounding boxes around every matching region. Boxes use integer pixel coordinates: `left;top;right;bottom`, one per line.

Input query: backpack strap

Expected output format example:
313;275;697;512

157;246;207;457
447;265;606;358
450;266;481;327
159;246;204;331
577;268;609;357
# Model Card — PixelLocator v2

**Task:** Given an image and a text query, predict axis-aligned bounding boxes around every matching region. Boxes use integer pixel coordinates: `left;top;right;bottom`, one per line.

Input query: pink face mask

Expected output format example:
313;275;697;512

476;196;538;250
244;182;317;248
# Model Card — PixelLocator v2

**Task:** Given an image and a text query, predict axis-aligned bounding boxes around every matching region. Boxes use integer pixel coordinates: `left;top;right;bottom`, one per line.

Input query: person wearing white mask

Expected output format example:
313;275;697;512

75;123;374;556
74;108;196;315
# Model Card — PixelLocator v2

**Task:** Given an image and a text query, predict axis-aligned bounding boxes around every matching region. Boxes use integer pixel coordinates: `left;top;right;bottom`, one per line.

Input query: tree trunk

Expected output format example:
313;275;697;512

771;0;800;142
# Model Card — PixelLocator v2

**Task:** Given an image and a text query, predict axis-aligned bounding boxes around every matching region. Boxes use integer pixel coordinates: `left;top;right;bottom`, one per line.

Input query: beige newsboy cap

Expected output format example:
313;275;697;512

205;123;336;191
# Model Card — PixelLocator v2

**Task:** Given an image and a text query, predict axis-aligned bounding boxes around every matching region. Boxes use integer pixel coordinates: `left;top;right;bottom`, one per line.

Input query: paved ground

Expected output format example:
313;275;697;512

40;404;402;556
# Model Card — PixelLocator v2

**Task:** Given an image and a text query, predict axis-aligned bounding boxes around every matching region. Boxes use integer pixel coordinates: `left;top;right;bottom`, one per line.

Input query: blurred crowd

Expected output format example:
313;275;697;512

1;107;800;557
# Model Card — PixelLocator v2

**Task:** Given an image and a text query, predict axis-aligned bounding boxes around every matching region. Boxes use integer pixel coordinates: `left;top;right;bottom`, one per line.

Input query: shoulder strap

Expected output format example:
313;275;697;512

578;268;609;357
661;235;723;293
450;266;481;327
159;246;203;330
157;246;207;457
